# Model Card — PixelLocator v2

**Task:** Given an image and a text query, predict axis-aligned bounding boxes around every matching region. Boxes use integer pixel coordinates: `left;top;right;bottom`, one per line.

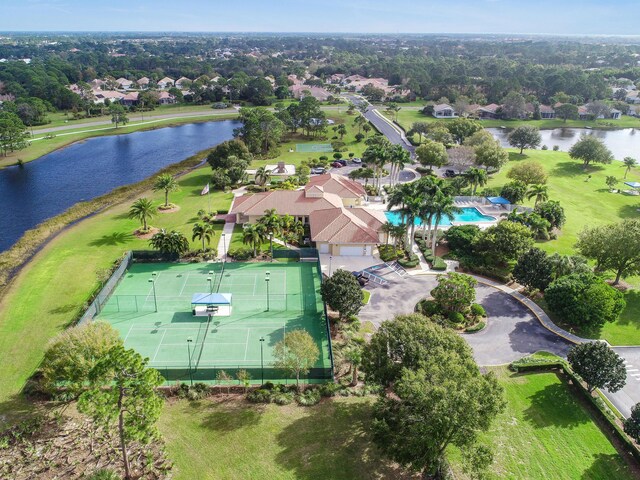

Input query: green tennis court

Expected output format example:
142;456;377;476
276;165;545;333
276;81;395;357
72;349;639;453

96;261;332;383
295;143;333;153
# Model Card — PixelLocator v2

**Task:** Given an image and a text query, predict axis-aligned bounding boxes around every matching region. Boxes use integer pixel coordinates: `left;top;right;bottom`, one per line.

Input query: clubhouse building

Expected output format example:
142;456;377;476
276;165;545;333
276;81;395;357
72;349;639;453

230;174;386;256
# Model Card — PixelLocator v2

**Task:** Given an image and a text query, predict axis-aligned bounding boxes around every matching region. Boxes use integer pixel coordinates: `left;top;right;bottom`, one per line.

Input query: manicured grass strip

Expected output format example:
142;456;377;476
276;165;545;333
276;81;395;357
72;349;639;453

158;397;417;480
449;367;635;479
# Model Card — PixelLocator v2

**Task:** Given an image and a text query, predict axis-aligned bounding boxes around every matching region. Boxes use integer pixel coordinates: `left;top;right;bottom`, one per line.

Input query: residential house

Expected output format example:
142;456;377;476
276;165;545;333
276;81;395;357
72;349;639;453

539;105;556;119
476;103;501;119
175;77;191;90
433;104;456;118
137;77;150;89
89;79;105;90
116;78;133;90
158;91;176;105
626;91;640;104
289;84;332;101
610;108;622;120
157;77;174;89
93;90;125;104
120;92;139;106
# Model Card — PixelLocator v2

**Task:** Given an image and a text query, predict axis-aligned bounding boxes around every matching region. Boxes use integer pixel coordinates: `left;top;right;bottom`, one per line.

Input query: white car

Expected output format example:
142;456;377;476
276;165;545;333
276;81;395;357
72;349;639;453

351;157;362;164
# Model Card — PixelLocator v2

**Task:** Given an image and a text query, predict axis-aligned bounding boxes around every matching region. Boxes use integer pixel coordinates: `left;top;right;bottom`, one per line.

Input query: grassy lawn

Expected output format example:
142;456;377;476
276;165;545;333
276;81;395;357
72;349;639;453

158;396;418;480
251;110;371;169
0;166;233;425
484;149;640;345
228;223;288;254
449;367;635;479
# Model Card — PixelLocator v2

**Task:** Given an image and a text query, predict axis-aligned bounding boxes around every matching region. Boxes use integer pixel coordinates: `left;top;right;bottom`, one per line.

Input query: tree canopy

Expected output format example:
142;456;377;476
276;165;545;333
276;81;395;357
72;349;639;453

567;342;626;393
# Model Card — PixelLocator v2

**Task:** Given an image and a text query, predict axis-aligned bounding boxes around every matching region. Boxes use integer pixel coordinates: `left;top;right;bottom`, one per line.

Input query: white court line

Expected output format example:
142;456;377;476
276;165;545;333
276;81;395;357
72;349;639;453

152;330;168;362
244;328;250;360
253;273;258;296
178;272;191;296
628;369;639;372
127;324;285;331
123;323;135;343
160;342;247;346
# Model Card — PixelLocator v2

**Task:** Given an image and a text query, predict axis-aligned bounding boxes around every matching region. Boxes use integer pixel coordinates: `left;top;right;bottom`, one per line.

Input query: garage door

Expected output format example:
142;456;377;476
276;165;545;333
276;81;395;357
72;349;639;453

319;243;329;253
339;246;367;256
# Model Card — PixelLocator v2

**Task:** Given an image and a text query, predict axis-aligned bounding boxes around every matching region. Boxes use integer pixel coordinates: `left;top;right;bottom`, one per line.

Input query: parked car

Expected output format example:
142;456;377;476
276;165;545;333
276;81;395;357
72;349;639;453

351;157;362;164
444;169;456;178
336;159;347;166
331;161;344;168
311;167;326;174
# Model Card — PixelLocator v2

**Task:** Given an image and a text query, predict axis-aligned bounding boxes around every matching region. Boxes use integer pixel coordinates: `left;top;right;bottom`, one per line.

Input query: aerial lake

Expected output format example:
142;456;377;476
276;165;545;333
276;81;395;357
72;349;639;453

0;120;238;252
488;127;640;161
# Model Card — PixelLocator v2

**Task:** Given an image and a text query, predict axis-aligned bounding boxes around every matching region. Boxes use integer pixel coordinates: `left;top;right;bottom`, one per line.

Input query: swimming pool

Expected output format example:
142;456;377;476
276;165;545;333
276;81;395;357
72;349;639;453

384;207;496;226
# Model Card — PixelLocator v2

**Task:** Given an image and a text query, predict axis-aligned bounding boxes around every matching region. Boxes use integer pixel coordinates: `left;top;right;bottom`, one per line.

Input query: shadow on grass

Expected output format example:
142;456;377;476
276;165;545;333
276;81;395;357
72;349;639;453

581;453;635;479
48;303;79;315
89;231;134;246
180;172;212;188
551;162;605;178
197;399;263;433
523;379;589;429
618;203;640;219
275;400;419;479
508;152;530;162
616;290;640;328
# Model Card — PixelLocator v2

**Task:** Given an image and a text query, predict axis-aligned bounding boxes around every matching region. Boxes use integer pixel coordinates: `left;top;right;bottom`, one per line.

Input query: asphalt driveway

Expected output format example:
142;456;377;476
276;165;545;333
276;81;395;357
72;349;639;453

360;274;573;365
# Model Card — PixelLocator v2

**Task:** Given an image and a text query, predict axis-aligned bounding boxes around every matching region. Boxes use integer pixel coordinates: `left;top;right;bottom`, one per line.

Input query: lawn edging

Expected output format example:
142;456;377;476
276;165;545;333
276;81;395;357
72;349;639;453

510;357;640;464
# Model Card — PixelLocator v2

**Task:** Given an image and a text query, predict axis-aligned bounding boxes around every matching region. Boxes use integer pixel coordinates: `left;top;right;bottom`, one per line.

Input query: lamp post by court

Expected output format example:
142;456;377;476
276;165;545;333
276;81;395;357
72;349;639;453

329;255;333;277
259;336;265;385
186;337;194;386
265;271;270;312
148;277;157;312
207;276;213;295
221;233;226;263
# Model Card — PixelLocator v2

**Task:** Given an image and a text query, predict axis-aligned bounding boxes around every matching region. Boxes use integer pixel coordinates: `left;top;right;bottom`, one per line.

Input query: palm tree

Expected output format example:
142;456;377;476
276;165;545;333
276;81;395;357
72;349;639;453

254;166;272;187
192;222;215;252
242;223;266;257
381;221;395;246
398;192;424;248
623;156;637;179
336;124;347;139
526;184;549;206
388;145;410;187
149;229;190;257
153;173;179;208
390;224;407;249
128;198;156;232
258;209;282;260
430;192;462;253
464;167;488;195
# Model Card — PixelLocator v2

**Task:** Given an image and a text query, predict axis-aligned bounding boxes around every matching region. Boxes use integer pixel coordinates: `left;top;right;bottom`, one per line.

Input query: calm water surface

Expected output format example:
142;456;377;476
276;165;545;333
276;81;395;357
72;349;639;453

0;120;238;252
488;127;640;160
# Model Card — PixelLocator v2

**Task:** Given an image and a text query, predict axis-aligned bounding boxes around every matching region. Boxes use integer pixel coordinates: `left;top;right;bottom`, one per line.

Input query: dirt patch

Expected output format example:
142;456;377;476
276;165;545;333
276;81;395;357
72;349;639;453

134;227;160;240
0;412;172;480
157;204;180;214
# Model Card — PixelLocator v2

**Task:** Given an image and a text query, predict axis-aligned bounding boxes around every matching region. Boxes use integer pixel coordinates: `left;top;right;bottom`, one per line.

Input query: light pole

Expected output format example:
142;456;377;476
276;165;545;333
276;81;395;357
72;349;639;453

207;276;213;295
265;271;270;312
329;255;333;277
148;277;157;312
186;337;194;386
221;233;226;263
259;337;265;385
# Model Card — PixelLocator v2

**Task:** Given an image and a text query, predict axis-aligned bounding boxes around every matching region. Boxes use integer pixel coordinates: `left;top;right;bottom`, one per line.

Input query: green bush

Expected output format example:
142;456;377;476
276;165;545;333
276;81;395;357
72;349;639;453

398;255;420;268
470;303;486;317
448;311;465;324
228;247;253;260
88;470;120;480
378;244;400;262
262;381;275;390
415;299;441;316
431;256;447;270
295;389;321;406
319;382;343;397
217;209;229;214
246;389;273;403
273;392;294;405
464;321;486;333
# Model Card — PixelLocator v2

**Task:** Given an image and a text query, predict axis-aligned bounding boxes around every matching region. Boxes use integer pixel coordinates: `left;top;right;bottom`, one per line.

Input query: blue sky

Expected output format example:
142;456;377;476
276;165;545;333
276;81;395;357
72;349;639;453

1;0;637;35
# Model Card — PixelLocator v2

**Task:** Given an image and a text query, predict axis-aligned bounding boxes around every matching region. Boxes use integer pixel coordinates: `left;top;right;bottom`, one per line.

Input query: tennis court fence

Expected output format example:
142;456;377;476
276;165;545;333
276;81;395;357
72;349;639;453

153;364;333;383
78;251;134;325
273;247;319;262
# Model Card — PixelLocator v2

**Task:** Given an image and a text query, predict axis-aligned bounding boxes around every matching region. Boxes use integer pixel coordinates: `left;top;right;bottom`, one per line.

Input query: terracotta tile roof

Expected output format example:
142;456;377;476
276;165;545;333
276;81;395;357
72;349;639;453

309;207;381;244
539;104;555;113
305;173;366;198
479;103;501;113
434;103;453;111
348;208;387;230
137;77;150;85
230;190;343;217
